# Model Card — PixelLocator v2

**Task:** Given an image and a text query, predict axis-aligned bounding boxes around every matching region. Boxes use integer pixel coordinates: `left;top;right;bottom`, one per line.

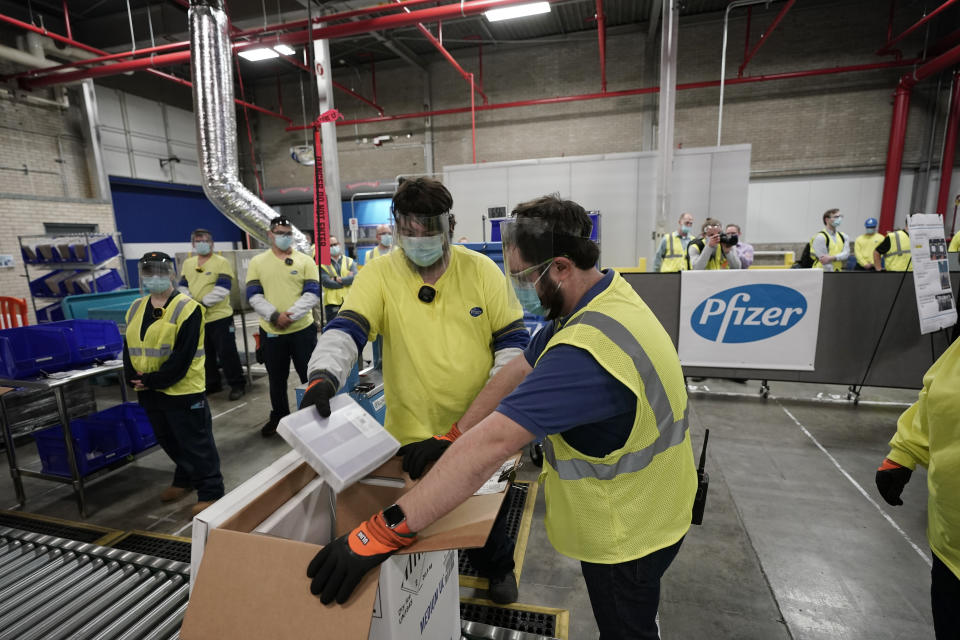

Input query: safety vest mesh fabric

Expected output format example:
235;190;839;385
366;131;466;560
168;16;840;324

885;230;913;272
321;257;355;306
124;294;205;396
686;238;729;270
811;230;846;271
660;232;688;272
536;273;697;563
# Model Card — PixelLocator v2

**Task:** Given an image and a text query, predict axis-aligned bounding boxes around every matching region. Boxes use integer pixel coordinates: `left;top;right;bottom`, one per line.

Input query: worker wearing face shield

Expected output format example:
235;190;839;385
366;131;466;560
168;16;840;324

123;252;224;516
305;197;697;640
302;176;529;603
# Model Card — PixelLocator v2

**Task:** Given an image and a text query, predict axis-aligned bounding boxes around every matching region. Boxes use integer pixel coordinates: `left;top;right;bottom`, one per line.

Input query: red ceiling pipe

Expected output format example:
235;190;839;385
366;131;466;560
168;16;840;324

231;0;446;39
150;67;292;122
879;42;960;231
8;42;189;81
273;50;384;115
596;0;606;93
738;0;795;77
281;58;919;130
929;28;960;57
62;0;72;40
878;0;960;55
936;70;960;216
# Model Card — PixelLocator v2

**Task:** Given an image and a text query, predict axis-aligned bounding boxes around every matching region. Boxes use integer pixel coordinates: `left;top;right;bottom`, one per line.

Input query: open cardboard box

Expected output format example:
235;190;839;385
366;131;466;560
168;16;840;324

181;451;515;639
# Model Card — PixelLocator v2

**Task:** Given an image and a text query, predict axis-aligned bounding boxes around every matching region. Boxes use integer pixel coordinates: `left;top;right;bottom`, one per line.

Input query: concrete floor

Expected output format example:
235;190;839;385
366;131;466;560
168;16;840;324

0;369;937;639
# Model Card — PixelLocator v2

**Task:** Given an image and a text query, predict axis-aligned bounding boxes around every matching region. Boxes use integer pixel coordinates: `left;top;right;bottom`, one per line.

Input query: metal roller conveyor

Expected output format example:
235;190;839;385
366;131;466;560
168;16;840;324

0;526;190;639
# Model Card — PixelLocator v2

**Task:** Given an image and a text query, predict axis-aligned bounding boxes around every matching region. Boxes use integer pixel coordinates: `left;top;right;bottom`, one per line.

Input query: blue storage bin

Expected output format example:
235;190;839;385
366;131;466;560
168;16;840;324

83;402;156;453
33;319;122;366
36;303;65;323
29;270;67;298
71;236;120;265
88;269;123;294
33;418;132;477
0;326;72;378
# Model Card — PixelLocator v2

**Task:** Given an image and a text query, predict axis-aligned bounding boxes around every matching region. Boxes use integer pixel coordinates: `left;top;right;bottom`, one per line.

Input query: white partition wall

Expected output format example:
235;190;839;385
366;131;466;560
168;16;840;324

444;144;752;269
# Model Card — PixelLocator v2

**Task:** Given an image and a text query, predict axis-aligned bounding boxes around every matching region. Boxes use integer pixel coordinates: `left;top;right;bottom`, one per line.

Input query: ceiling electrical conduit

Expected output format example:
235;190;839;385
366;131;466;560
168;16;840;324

278;59;918;130
879;42;960;231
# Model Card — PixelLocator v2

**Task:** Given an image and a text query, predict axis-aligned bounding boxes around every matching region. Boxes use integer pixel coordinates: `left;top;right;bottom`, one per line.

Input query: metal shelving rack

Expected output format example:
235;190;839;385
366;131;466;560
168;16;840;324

17;232;129;320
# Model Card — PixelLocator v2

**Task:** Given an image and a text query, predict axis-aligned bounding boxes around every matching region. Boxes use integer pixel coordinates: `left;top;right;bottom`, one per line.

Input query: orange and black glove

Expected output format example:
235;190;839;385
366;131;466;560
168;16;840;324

398;423;462;480
301;374;337;417
875;458;912;506
307;509;416;604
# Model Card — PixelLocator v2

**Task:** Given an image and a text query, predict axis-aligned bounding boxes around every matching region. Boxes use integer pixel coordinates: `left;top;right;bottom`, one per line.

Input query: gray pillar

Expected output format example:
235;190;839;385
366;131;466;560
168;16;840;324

654;0;679;249
313;34;345;243
79;80;110;201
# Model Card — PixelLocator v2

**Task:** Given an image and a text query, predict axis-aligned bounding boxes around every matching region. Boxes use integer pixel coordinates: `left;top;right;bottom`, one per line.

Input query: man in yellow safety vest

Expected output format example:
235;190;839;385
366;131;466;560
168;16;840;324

320;235;357;322
874;220;913;272
812;208;849;271
654;212;694;272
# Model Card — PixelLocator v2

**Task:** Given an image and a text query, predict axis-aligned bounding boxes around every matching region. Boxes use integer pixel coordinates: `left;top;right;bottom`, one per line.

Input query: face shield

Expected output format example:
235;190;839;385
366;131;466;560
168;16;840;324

138;254;176;295
394;212;451;271
500;217;566;320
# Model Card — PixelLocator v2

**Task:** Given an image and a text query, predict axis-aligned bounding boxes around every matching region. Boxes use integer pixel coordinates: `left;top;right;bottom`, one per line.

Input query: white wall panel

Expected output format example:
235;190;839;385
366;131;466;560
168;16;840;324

571;158;639;268
443;166;508;243
124;94;164;135
507;163;571;207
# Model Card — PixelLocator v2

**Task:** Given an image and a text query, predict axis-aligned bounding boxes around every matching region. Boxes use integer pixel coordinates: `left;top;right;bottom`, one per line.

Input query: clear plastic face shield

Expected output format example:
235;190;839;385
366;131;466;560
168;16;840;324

501;218;567;320
138;255;176;295
394;211;451;272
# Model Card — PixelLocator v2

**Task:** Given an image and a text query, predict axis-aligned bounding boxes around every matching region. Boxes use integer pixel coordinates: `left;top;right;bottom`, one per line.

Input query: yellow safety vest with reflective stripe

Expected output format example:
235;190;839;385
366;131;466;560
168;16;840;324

660;232;688;272
885;229;913;272
537;272;698;563
854;233;884;268
124;293;205;396
320;256;355;307
811;230;847;271
364;246;393;264
686;238;730;270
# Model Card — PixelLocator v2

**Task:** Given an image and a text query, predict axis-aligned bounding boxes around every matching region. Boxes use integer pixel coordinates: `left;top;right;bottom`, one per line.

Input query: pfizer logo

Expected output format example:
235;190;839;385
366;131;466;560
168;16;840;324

691;284;806;343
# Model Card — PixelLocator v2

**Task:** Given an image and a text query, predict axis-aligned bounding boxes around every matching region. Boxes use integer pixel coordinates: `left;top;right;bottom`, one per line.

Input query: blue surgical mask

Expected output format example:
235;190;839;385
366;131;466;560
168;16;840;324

194;241;211;256
513;283;548;317
832;216;843;227
274;234;294;251
681;225;692;235
330;245;341;257
381;234;393;247
402;235;444;267
143;276;171;294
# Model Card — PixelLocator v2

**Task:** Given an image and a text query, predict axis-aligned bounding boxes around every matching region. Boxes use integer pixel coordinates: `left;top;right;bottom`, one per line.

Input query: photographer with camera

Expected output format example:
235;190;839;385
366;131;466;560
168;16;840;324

686;218;740;270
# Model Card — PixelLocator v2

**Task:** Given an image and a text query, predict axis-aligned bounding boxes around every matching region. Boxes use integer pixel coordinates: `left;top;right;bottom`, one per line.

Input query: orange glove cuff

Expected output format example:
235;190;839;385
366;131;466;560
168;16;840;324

878;458;904;471
347;512;417;556
436;422;462;443
305;378;324;392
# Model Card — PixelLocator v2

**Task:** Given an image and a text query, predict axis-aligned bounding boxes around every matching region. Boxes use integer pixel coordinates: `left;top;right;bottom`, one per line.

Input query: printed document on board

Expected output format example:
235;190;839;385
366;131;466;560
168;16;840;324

908;213;957;335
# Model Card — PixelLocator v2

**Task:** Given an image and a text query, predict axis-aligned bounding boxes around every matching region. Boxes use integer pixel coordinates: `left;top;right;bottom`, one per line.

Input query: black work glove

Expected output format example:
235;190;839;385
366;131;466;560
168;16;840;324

307;511;415;604
397;423;462;479
875;459;912;506
301;375;337;417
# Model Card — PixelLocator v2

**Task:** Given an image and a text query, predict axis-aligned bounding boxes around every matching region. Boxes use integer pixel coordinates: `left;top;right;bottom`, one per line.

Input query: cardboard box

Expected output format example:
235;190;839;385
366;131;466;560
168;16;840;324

182;455;512;639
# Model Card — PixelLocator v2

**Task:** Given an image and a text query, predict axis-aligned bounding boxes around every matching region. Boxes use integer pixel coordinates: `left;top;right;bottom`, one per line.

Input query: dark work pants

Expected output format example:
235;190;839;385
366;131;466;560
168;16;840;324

145;399;224;501
260;325;317;422
465;495;516;579
932;552;960;639
204;316;245;390
580;537;684;640
324;304;341;323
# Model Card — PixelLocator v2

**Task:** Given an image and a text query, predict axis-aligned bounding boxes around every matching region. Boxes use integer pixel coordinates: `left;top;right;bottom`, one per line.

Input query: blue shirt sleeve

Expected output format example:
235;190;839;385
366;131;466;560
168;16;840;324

522;321;555;366
497;344;636;457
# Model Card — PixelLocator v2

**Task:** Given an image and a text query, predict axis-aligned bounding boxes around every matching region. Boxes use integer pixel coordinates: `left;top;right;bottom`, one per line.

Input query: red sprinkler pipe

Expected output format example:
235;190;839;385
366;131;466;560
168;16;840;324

878;0;960;56
282;59;920;130
231;0;447;39
596;0;607;93
273;50;384;115
738;0;795;78
936;71;960;216
62;0;72;40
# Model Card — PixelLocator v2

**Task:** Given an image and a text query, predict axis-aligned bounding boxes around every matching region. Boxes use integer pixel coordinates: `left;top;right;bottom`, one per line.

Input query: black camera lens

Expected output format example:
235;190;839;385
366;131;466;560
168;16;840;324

417;285;436;303
720;233;739;247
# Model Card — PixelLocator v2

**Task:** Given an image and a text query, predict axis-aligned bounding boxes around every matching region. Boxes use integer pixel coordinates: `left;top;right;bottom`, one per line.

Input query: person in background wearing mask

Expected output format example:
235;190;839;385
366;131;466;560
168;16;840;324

124;252;224;516
177;229;245;401
686;218;741;270
811;208;849;271
725;223;752;268
300;176;529;604
246;217;321;437
653;212;694;272
304;197;697;640
320;236;357;322
875;337;960;639
854;218;884;271
873;219;913;272
364;224;395;263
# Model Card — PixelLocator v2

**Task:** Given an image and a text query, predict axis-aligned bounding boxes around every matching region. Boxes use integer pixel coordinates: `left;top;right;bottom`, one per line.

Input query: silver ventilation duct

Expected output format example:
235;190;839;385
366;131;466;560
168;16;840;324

189;0;311;253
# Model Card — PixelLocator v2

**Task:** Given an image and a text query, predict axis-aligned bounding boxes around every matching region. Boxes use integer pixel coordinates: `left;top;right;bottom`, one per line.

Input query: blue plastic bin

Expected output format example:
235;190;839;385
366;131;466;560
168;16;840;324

36;303;65;323
83;402;156;453
33;419;132;477
29;270;67;298
71;236;120;265
33;319;122;366
0;326;72;378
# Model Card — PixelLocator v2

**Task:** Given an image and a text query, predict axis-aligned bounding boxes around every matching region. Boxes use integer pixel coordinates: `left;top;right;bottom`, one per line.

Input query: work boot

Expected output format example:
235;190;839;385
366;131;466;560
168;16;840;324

487;572;518;605
228;386;246;401
191;500;218;517
260;417;279;437
159;486;191;503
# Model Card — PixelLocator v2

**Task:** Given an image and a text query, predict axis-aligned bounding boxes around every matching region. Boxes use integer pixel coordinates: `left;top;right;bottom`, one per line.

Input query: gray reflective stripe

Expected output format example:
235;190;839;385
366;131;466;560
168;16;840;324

890;232;908;257
543;310;689;481
168;297;191;323
142;347;172;358
127;297;143;321
664;234;683;258
195;349;204;358
128;346;143;357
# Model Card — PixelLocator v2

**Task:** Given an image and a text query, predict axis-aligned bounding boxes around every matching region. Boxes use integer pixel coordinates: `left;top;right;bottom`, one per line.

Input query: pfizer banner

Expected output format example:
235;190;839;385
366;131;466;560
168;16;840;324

678;269;824;370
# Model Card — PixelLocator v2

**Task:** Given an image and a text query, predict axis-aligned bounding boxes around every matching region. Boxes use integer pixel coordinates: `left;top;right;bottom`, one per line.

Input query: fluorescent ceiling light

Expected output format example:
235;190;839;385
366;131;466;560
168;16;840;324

238;47;280;62
273;44;296;56
484;2;551;22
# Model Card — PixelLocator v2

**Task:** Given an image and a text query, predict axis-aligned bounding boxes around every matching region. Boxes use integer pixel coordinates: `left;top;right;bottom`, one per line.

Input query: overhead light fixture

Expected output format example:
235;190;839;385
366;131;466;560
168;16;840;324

484;2;551;22
273;44;296;56
238;47;279;62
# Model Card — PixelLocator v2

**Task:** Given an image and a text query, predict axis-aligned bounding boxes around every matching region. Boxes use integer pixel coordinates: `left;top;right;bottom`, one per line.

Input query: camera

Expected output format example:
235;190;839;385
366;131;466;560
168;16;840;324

719;233;739;247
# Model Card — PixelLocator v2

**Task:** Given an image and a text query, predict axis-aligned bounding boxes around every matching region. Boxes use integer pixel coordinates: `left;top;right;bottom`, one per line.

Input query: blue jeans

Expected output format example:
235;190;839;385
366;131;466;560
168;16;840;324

580;537;684;640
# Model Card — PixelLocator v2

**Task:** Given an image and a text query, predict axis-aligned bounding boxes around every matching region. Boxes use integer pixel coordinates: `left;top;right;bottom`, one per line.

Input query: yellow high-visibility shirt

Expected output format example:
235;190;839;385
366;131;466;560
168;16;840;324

179;253;235;323
949;234;960;252
339;245;523;444
246;249;320;335
854;233;884;268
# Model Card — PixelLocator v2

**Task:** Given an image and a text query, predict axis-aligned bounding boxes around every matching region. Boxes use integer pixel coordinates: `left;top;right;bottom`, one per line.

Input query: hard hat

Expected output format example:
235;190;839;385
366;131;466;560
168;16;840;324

865;217;878;228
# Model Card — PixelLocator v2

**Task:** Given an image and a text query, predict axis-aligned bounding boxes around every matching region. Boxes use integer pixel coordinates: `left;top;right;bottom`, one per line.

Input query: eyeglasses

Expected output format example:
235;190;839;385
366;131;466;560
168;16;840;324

509;259;553;286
